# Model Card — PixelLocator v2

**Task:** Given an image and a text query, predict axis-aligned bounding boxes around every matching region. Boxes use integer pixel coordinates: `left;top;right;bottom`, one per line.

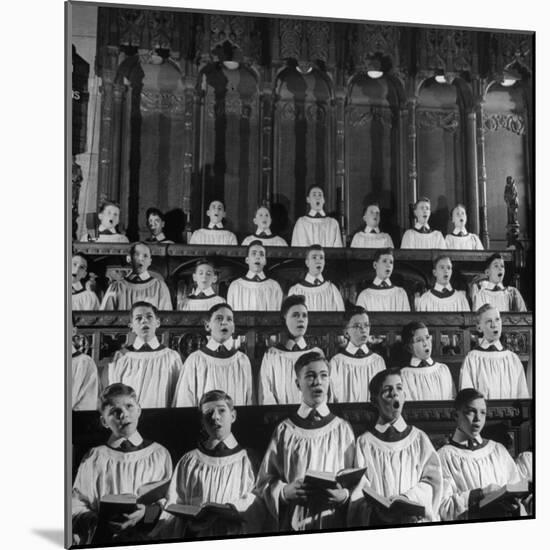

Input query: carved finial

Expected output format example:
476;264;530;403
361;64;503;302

504;175;520;248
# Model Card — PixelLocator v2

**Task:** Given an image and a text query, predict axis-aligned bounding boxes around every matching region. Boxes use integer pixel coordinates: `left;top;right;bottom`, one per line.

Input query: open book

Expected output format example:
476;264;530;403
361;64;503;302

362;486;425;517
479;480;530;509
165;502;243;522
99;479;171;516
304;467;367;490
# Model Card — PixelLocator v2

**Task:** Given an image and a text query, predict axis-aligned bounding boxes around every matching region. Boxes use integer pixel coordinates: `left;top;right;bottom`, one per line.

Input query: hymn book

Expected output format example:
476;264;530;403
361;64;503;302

362;486;426;517
304;467;367;490
479;480;530;509
165;502;243;522
98;479;171;516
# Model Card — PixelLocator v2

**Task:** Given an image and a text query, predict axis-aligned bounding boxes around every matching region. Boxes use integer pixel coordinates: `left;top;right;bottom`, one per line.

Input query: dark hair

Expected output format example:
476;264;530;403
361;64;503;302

484;253;504;271
363;202;380;215
205;302;234;323
194;258;215;272
199;389;234;411
73;252;89;266
368;368;402;402
130;301;159;319
401;321;428;348
373;247;394;263
454;388;486;410
99;383;138;411
246;240;265;255
306;244;324;257
413;196;431;209
343;306;369;328
146;207;165;222
281;294;307;320
129;241;152;256
433;254;452;269
294;350;327;377
306;184;325;196
98;200;120;213
208;199;225;209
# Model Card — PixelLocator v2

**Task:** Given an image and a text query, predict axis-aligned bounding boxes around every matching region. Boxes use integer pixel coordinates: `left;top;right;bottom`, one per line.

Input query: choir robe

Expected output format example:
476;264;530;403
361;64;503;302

180;294;225;311
445;232;484;250
471;282;527;312
108;345;184;408
72;440;173;545
400;362;456;401
72;351;99;411
258;344;323;405
401;229;446;249
173;347;254;407
189;228;238;246
227;277;283;311
242;234;288;247
329;346;386;403
438;440;521;521
515;451;532;482
255;410;355;531
350;230;394;249
288;280;345;312
356;285;410;312
349;424;443;525
155;444;263;538
100;276;173;311
415;289;471;312
72;287;100;311
291;216;343;248
459;347;529;399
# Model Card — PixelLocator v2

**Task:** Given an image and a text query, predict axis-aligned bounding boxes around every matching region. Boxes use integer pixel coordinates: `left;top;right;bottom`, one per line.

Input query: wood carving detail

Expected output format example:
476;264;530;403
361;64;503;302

420;29;472;72
482;113;526;136
347;106;393;128
417;109;459;133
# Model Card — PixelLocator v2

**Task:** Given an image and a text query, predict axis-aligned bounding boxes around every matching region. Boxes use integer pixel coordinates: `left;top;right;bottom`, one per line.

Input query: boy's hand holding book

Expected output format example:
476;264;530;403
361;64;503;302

107;504;146;533
282;477;311;504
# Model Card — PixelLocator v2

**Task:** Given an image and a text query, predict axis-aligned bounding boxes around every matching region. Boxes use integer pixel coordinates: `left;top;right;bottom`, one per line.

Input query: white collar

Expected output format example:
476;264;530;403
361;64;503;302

373;276;392;286
297;402;330;419
410;356;435;367
129;271;150;281
452;428;483;446
208;222;224;229
452;228;468;236
434;282;453;292
152;232;167;241
364;226;380;234
245;270;266;280
206;338;234;352
286;336;307;351
108;431;143;448
194;287;215;296
305;273;324;284
479;338;504;351
345;342;369;355
308;209;326;217
98;224;116;234
375;416;407;433
72;344;77;354
489;282;505;291
255;228;272;236
414;222;430;230
72;281;84;290
203;433;239;451
133;336;161;350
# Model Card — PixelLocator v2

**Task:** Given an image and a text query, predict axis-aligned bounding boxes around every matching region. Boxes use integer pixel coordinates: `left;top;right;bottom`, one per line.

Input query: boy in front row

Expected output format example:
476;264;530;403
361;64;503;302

459;304;529;399
72;383;173;545
255;351;355;531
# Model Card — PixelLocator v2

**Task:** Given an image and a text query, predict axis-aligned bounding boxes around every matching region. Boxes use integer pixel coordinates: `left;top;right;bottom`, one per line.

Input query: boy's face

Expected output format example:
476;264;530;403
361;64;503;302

346;313;370;347
433;257;452;286
452;206;467;228
374;374;405;423
130;244;152;273
485;258;505;284
206;307;234;343
414;201;431;224
253;207;271;229
72;256;87;282
456;397;487;439
101;394;141;439
193;263;217;289
410;327;432;360
147;213;165;236
245;244;266;273
305;249;325;276
130;305;160;341
374;254;394;280
295;359;329;407
207;201;225;224
201;399;236;442
306;187;325;212
98;205;120;230
363;205;380;228
477;307;502;342
285;304;308;338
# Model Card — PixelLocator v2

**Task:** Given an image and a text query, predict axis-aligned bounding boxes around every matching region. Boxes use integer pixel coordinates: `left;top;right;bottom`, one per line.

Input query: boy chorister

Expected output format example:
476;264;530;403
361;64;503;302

145;207;174;244
255;351;355;531
471;253;527;312
155;390;262;539
72;383;173;545
108;302;184;408
415;255;471;312
355;248;410;311
227;241;283;311
399;322;456;401
81;200;130;243
348;369;443;526
288;245;345;311
291;185;343;247
173;304;254;406
401;197;446;249
241;206;288;247
189;200;238;246
438;389;524;521
181;259;225;311
459;304;529;398
72;322;99;411
100;242;173;311
72;253;100;311
350;203;394;249
258;295;323;405
329;306;386;403
445;204;484;250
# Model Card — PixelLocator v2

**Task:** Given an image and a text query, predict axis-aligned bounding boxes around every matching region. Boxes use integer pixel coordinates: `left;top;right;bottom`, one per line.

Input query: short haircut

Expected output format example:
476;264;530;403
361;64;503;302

255;205;270;214
454;388;486;410
99;383;137;411
306;184;325;196
99;200;120;213
433;254;452;269
294;350;327;377
413;196;431;209
199;389;234;411
484;253;504;271
475;303;498;322
246;240;265;255
129;241;152;256
281;294;307;320
450;203;467;218
146;207;165;222
130;301;159;318
73;252;89;266
368;368;402;401
344;306;369;328
373;247;394;263
209;199;225;208
205;302;233;322
363;202;380;215
306;244;324;256
194;258;215;272
401;321;428;348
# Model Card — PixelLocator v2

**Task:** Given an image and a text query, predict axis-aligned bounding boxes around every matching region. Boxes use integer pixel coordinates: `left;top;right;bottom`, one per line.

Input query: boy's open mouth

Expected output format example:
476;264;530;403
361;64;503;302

392;400;400;409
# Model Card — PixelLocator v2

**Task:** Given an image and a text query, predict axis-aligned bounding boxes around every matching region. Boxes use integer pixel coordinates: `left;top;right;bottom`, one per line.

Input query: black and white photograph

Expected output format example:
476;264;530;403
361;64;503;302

64;0;536;547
